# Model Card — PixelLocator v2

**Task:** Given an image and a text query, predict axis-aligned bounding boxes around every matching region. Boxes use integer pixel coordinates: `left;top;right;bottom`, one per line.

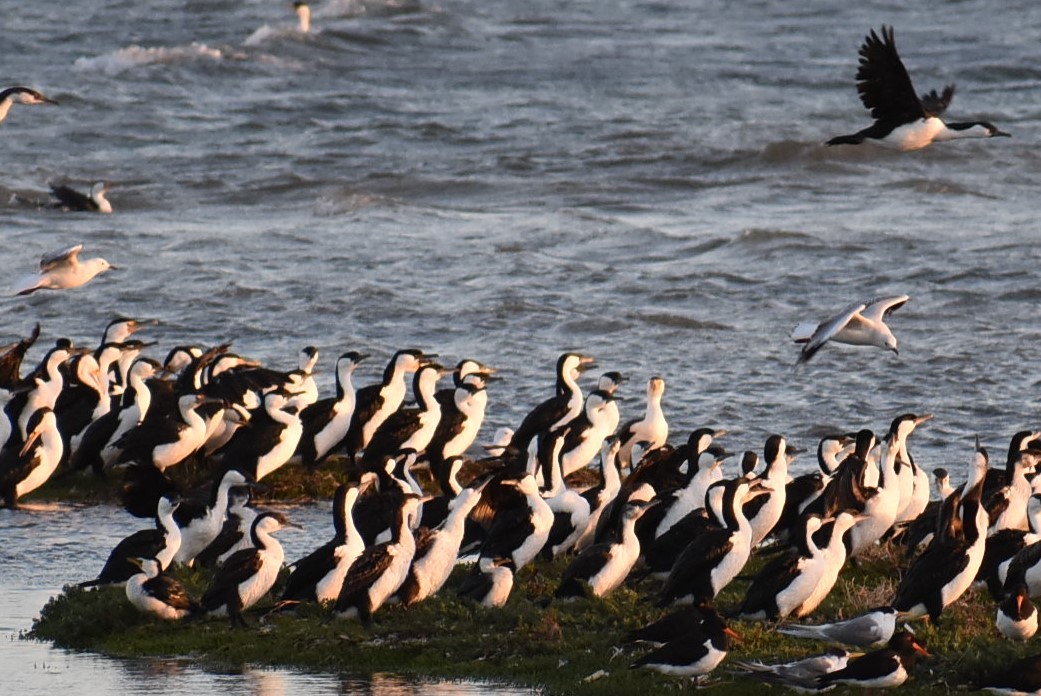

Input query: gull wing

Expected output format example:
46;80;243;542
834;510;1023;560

859;295;910;324
798;302;866;364
855;26;925;125
39;244;82;272
790;322;820;344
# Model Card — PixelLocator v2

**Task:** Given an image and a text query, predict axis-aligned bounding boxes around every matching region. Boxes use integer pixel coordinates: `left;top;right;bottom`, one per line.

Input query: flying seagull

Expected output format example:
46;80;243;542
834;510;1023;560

791;295;909;364
827;26;1009;151
11;244;116;296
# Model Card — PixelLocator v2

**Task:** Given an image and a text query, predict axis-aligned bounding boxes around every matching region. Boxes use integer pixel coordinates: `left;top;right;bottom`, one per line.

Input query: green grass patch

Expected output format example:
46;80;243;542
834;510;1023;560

27;543;1040;695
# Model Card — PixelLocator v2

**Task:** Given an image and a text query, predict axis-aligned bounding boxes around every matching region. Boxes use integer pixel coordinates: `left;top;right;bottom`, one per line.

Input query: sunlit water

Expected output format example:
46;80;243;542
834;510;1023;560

3;0;1041;690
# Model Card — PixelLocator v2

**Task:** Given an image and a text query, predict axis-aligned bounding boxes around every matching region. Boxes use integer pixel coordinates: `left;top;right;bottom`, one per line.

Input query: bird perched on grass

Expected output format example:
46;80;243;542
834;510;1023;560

201;511;298;627
125;557;200;620
817;630;929;690
779;606;898;647
732;647;855;691
630;604;738;684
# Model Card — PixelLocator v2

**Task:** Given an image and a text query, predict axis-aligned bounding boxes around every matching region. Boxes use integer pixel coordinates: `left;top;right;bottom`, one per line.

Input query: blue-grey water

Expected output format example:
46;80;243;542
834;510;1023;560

3;0;1041;692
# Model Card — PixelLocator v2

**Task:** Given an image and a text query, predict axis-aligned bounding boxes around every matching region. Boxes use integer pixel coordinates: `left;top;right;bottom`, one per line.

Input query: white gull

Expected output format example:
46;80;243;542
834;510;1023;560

11;244;115;296
792;295;909;364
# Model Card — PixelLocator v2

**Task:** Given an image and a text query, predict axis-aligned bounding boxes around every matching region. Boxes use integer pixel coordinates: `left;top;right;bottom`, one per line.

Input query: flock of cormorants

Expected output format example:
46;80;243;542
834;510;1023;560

1;19;1029;694
1;312;1040;693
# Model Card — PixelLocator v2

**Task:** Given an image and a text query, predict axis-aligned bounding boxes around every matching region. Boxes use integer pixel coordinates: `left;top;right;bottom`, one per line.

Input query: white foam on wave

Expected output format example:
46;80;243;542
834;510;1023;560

319;0;424;18
243;24;302;46
315;191;399;216
73;43;224;76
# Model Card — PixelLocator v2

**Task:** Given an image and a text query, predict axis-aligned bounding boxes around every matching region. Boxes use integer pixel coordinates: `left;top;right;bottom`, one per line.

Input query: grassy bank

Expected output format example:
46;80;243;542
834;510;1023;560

28;544;1033;694
34;458;358;508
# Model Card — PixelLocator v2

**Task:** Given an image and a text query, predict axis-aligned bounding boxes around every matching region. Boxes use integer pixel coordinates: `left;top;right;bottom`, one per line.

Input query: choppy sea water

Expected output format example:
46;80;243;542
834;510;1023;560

3;0;1041;691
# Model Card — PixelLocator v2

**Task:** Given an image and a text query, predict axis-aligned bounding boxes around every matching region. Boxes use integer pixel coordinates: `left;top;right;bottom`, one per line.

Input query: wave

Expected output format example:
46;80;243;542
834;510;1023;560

314;191;402;215
73;43;224;76
635;313;730;331
732;228;818;245
882;178;1001;199
319;0;426;18
244;23;308;47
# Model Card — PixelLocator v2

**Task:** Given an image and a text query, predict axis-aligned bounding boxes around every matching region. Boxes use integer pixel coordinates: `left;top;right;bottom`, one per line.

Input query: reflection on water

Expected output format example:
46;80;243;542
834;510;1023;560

3;641;538;695
2;507;536;696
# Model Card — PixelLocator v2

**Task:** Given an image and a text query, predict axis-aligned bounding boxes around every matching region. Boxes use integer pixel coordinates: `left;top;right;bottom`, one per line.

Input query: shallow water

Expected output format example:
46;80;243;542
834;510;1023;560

3;0;1041;690
0;504;537;695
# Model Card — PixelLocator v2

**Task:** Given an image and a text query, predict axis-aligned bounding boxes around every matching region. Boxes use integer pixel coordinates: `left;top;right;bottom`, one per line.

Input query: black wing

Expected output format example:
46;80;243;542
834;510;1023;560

362;408;420;465
195;514;248;569
479;500;539;560
659;530;733;605
202;549;263;609
625;606;703;644
336;546;393;607
1005;541;1041;589
919;86;955;117
299;397;338;440
855;26;925;125
739;550;801;617
0;323;40;390
820;649;899;686
556;545;612;596
50;185;95;211
0;448;43;502
509;393;571;453
892;536;970;611
143;574;199;611
631;636;710;669
282;541;338;601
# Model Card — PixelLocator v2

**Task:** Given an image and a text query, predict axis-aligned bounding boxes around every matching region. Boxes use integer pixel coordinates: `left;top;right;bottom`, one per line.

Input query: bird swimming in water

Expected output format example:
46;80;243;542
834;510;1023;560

49;182;113;213
10;244;115;296
0;86;57;125
294;2;311;33
827;26;1009;151
791;295;909;363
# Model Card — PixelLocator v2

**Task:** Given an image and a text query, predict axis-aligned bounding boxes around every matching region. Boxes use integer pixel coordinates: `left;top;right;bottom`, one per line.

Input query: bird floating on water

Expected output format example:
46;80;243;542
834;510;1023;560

49;182;113;214
827;26;1010;151
0;86;57;125
10;244;115;296
791;295;909;364
294;2;311;33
